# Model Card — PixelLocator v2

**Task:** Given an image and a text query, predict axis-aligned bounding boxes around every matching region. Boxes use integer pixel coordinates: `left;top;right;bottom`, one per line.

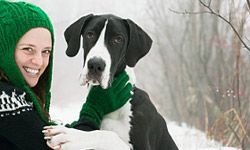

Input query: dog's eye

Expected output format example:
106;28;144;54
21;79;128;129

86;32;95;39
111;36;123;45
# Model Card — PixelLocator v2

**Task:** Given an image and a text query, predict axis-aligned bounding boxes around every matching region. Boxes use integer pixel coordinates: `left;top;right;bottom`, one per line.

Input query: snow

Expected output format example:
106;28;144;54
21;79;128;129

167;122;239;150
50;106;239;150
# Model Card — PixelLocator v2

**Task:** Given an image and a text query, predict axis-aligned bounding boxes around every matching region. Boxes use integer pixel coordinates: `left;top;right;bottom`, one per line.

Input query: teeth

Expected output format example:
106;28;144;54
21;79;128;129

24;67;39;75
89;80;100;86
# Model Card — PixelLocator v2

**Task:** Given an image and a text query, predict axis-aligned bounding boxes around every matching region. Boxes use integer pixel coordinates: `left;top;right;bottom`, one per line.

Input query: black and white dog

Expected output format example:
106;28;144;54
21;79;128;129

65;14;178;150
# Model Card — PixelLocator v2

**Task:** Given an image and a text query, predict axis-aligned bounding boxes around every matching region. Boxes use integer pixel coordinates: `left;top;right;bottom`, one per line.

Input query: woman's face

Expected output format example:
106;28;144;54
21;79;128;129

15;28;52;87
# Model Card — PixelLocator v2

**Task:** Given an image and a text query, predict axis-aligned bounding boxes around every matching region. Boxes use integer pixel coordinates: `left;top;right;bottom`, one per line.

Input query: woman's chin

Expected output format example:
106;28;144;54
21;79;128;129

25;78;39;87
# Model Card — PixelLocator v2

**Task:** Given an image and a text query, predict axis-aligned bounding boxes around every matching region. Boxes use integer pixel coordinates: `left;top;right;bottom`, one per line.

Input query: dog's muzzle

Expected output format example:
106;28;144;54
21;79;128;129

88;57;106;75
86;57;106;84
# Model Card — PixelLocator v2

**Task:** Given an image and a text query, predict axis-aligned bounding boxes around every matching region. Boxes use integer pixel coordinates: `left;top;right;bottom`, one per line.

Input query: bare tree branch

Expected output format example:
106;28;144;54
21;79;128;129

208;0;212;7
199;0;250;51
247;0;250;11
169;8;210;15
171;0;250;51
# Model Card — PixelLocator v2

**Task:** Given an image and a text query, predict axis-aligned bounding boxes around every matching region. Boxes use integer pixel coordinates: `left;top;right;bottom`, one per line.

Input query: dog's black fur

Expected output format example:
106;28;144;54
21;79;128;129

64;14;178;150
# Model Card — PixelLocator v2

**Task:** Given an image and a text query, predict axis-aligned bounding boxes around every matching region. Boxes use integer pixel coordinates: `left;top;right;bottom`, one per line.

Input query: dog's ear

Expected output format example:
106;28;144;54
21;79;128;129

65;14;93;57
125;19;152;67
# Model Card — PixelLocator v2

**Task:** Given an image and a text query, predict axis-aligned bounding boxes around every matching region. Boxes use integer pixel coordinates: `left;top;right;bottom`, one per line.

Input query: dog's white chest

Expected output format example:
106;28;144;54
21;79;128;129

100;101;132;148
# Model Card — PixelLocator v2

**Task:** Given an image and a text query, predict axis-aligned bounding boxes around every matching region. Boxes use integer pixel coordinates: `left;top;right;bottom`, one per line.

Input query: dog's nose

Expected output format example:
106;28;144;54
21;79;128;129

87;58;106;74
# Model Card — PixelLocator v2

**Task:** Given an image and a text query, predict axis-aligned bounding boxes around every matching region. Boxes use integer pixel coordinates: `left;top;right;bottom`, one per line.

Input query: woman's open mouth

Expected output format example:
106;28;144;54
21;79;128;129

23;66;39;77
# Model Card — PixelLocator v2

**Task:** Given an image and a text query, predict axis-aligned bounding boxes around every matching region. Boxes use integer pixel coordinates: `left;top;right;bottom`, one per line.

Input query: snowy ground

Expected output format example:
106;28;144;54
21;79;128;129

167;122;239;150
50;106;239;150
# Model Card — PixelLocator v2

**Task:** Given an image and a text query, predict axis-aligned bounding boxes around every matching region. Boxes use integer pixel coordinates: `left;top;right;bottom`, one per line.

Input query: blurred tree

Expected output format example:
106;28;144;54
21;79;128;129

147;0;250;149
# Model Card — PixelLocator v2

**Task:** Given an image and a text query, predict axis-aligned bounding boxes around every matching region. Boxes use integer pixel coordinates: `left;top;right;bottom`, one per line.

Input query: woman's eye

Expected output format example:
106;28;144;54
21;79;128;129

21;47;34;54
22;47;33;52
42;50;51;56
86;32;95;39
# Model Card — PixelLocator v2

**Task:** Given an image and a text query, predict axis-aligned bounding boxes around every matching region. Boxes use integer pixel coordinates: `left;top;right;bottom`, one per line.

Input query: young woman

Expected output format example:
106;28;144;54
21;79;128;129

0;1;132;149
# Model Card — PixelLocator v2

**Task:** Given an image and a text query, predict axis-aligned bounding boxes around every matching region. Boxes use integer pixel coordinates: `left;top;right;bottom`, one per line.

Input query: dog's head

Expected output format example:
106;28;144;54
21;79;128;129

64;14;152;89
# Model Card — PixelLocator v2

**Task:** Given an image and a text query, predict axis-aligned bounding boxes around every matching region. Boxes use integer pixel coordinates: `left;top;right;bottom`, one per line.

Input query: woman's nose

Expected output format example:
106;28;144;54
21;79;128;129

31;53;43;66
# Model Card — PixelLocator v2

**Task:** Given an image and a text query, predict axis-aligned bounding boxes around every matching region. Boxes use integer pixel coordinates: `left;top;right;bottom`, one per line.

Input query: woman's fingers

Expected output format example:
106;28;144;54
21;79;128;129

46;132;68;149
43;125;69;149
43;125;66;137
46;140;62;150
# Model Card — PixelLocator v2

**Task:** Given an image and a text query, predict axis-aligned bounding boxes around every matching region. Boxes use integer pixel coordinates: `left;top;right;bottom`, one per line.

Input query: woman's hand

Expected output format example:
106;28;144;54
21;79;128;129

43;126;130;150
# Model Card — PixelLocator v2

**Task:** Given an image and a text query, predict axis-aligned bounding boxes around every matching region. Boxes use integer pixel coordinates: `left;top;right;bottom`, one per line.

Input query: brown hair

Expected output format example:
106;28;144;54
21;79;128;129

32;71;50;119
0;70;8;81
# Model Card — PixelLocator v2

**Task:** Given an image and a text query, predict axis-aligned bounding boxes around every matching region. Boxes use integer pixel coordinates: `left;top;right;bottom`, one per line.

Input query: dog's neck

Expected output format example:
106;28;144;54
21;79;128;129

125;66;136;86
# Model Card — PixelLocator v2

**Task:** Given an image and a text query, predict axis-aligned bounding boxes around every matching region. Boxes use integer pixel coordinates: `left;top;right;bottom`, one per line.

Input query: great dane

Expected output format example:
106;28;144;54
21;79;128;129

64;14;178;150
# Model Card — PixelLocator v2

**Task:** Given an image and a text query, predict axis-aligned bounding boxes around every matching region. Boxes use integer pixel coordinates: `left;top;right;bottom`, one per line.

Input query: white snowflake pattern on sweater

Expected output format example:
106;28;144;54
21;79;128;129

0;90;33;117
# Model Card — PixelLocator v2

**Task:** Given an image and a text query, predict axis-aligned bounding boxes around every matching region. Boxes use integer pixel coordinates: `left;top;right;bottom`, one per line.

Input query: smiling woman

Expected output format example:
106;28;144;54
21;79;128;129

0;1;55;149
15;28;52;87
0;1;133;150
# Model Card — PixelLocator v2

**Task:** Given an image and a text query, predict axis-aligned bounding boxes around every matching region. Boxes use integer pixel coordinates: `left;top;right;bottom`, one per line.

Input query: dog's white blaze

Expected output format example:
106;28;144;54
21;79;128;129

101;101;133;149
80;20;111;88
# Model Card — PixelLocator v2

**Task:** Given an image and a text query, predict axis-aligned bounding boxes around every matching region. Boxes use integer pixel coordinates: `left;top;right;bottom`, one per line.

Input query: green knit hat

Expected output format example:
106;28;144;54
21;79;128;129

0;0;54;124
